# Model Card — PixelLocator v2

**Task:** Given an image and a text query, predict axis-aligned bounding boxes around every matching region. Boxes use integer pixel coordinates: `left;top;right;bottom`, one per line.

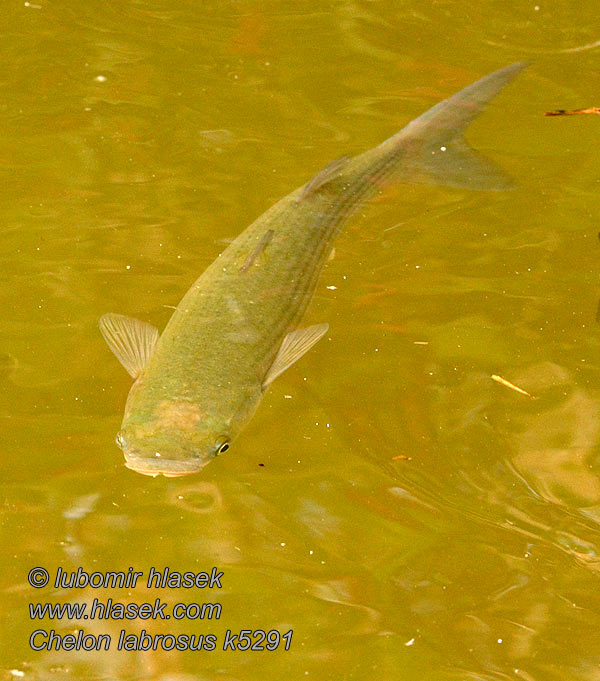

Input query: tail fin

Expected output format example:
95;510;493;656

374;62;528;190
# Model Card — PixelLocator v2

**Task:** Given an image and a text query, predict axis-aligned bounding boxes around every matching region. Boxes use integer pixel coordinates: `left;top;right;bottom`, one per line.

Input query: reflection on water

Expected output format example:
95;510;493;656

3;0;600;679
6;378;600;679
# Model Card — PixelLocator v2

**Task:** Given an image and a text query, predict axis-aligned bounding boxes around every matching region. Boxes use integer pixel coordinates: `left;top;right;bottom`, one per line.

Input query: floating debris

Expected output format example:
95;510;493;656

491;374;536;398
545;107;600;116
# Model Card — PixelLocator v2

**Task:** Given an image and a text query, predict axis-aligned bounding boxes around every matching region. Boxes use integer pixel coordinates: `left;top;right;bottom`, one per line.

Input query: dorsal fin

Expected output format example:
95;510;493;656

240;229;275;273
99;313;159;379
297;156;351;201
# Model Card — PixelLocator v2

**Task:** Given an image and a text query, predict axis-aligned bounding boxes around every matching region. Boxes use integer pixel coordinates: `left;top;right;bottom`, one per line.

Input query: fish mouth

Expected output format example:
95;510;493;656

124;455;205;478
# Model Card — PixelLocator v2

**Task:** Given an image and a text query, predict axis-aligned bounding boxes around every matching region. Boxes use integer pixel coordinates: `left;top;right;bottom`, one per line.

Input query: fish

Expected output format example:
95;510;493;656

100;63;527;477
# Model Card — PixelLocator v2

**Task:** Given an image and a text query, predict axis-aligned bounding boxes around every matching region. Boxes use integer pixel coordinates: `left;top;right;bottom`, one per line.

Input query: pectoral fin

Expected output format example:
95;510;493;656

99;313;159;379
262;323;329;389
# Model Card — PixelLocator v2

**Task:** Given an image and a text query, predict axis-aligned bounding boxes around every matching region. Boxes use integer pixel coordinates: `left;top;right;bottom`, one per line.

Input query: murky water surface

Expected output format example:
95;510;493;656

3;1;600;679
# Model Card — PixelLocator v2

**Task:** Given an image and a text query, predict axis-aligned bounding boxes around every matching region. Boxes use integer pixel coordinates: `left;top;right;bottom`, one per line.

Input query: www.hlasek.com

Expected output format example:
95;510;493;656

27;566;293;652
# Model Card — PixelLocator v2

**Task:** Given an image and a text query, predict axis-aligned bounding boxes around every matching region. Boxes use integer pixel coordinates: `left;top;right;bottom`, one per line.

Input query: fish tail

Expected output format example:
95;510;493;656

352;62;528;191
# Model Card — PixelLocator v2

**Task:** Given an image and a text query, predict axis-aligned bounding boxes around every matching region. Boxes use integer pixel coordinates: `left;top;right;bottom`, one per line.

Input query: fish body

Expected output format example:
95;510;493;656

100;63;526;476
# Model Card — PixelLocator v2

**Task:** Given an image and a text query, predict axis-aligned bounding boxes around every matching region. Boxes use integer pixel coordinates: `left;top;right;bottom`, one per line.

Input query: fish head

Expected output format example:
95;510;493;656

116;401;234;477
115;426;232;477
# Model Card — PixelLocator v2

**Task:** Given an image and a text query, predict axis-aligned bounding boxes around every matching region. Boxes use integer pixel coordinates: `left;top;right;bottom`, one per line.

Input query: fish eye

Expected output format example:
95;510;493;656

215;440;230;456
115;431;125;449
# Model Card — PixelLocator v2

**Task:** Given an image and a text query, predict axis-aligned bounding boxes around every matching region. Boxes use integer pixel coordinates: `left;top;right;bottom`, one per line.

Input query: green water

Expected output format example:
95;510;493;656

3;1;600;679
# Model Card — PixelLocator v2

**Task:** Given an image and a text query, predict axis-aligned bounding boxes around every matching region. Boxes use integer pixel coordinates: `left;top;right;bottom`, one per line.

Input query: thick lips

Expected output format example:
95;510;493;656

124;455;205;478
